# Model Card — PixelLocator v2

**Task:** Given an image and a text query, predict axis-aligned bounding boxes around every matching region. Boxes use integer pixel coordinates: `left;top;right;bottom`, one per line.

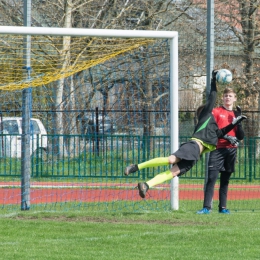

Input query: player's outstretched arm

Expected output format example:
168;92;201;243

203;70;218;114
217;115;247;138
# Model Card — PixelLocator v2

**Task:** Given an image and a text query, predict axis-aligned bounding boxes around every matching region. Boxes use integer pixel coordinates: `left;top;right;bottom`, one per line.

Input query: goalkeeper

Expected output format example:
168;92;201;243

124;70;247;199
197;88;245;214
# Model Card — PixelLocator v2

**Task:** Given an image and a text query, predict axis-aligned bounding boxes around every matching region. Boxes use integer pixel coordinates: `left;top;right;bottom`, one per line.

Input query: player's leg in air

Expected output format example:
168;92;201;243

124;155;181;198
125;140;203;198
124;156;176;176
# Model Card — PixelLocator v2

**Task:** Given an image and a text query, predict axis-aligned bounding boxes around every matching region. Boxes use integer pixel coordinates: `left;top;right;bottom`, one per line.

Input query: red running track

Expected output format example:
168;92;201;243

0;182;260;205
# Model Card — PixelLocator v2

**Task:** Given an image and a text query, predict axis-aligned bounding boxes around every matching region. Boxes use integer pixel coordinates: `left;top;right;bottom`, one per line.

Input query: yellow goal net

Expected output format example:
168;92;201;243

0;34;153;91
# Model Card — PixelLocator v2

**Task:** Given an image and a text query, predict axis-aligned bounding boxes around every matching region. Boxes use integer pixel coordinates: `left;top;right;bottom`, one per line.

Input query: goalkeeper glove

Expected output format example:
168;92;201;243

211;70;218;81
234;105;242;117
232;115;247;125
223;135;239;146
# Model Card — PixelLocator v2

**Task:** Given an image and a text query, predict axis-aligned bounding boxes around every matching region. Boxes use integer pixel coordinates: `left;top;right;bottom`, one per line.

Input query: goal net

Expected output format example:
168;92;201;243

0;26;179;212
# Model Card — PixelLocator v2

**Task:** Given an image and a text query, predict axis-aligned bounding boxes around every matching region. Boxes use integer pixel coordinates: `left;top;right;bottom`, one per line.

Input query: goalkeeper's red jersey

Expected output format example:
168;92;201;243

212;106;237;149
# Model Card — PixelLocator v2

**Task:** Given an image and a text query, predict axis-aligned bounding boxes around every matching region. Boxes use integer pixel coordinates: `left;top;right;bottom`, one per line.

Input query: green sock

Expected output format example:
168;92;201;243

146;170;173;188
138;157;169;170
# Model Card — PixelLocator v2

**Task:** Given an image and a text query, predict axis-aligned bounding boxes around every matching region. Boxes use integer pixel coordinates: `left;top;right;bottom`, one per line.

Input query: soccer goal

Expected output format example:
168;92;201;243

0;26;179;211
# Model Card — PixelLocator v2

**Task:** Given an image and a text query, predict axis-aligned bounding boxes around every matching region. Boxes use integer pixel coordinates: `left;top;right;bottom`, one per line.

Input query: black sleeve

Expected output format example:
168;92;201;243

232;109;245;140
235;124;245;140
203;79;217;114
216;123;237;138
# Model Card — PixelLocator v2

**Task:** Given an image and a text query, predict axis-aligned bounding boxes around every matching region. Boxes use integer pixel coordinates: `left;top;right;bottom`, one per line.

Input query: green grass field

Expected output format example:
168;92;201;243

1;209;260;260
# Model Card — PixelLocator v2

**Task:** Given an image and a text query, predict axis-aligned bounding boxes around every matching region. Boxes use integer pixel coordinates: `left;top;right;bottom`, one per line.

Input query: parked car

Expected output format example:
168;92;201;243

0;117;48;158
78;114;116;135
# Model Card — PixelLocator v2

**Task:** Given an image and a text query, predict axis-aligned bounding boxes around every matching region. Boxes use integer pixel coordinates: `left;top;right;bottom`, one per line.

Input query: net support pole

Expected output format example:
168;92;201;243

206;0;215;96
170;35;179;210
21;0;32;210
204;0;215;208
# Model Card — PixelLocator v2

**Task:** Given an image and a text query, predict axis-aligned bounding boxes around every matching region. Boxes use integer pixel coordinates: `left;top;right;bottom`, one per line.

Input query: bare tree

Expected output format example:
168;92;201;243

212;0;260;143
2;0;259;154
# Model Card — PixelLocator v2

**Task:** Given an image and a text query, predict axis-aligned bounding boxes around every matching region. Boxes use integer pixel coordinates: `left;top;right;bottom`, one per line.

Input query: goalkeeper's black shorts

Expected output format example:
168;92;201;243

208;148;237;173
172;140;200;176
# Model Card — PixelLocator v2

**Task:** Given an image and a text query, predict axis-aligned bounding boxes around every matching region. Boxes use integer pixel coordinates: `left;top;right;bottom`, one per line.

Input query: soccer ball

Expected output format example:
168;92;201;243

216;69;232;85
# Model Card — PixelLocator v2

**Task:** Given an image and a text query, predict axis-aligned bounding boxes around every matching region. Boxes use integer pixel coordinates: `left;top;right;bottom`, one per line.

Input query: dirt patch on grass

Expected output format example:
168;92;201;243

13;214;214;226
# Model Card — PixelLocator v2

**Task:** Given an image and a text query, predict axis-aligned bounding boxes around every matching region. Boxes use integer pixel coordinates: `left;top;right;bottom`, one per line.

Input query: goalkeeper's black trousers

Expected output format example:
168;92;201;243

203;170;232;210
202;148;237;210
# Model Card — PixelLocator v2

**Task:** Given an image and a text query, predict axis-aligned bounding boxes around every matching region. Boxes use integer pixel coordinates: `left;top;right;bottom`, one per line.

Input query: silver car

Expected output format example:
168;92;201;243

79;115;116;135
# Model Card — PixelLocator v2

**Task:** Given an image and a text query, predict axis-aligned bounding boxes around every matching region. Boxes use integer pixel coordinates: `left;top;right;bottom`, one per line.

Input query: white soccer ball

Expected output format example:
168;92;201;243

216;69;232;85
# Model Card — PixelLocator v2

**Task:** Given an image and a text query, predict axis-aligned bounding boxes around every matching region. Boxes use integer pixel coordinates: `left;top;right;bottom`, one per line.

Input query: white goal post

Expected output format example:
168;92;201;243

0;26;179;210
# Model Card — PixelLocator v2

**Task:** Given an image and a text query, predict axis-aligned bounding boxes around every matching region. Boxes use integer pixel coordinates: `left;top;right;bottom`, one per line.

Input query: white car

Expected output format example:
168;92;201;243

0;117;48;158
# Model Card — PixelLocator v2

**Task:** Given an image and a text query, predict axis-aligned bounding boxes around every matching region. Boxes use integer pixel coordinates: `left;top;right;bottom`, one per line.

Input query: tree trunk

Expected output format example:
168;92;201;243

54;0;73;157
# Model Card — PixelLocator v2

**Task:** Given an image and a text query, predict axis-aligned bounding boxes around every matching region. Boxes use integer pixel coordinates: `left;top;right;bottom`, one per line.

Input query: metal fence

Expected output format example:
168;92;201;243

0;134;259;182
